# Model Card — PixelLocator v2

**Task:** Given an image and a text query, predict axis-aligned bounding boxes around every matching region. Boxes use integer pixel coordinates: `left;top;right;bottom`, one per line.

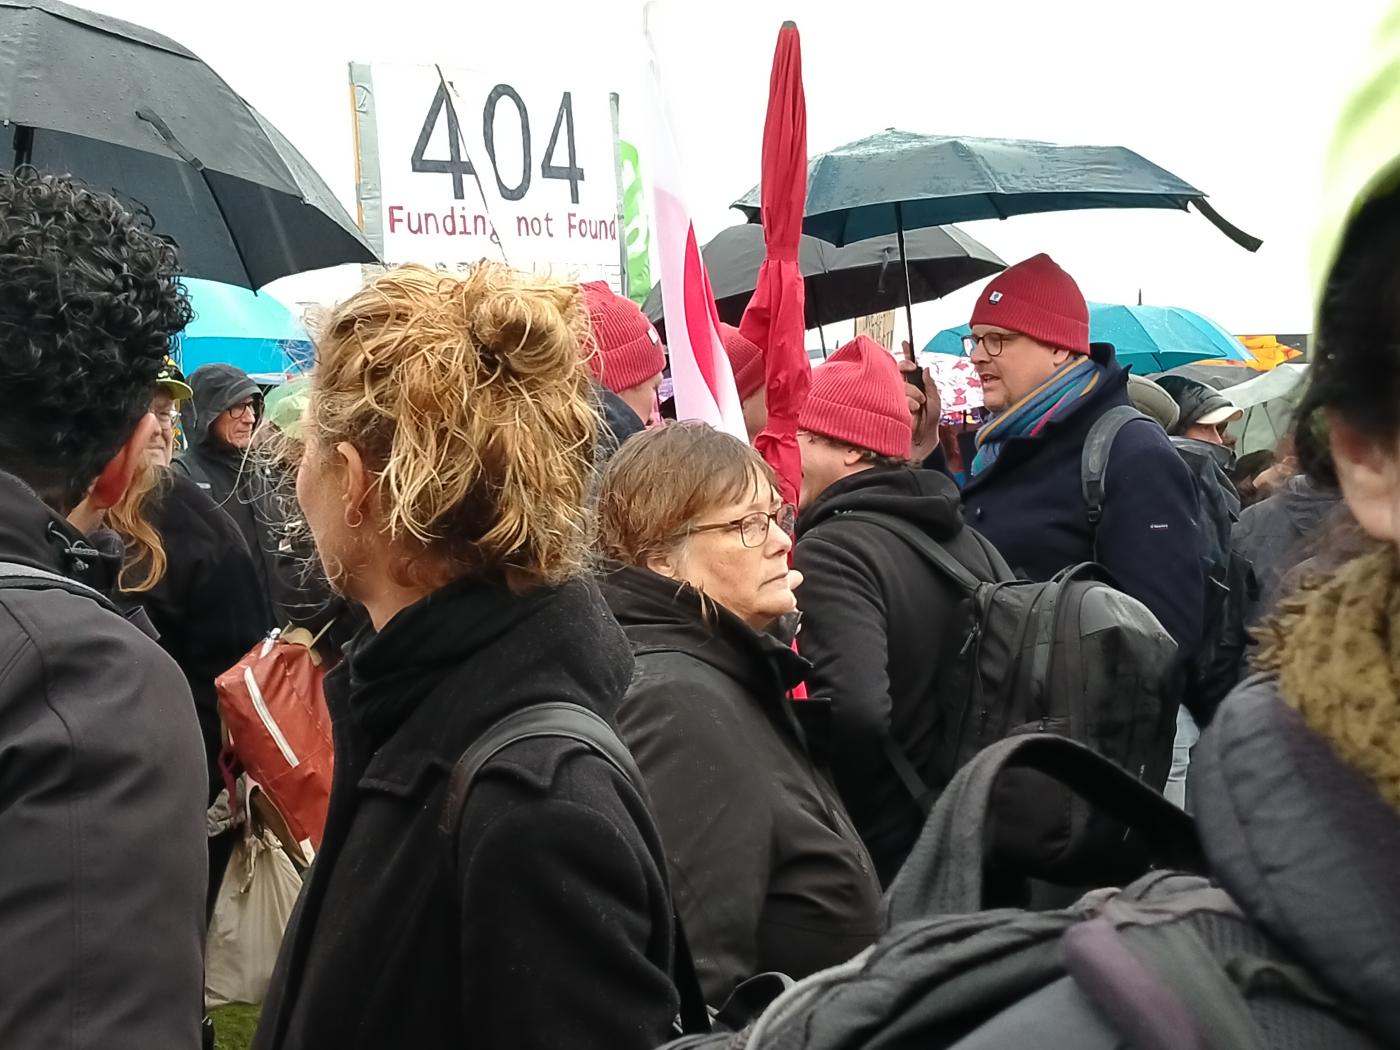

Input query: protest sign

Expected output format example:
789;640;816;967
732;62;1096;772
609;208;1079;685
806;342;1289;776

350;62;624;286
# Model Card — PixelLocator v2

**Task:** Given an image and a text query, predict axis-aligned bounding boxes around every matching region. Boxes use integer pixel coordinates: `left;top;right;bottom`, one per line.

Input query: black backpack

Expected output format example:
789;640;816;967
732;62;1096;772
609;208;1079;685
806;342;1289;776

834;511;1180;886
1083;407;1256;724
663;734;1379;1050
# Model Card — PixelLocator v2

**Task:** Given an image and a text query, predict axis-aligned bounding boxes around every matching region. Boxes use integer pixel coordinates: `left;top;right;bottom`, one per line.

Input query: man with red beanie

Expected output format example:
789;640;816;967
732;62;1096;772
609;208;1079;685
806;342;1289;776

959;253;1204;662
793;336;1001;884
720;323;768;440
581;281;666;451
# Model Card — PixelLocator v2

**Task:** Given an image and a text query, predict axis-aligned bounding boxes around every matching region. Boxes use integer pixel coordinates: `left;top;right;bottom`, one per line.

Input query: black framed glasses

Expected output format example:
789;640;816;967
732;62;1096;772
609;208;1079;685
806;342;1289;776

961;331;1023;358
226;399;260;420
687;505;796;548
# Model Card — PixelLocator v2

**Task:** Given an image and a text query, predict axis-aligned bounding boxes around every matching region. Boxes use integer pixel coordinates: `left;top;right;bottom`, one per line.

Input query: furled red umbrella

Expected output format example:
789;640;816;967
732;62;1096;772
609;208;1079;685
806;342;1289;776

737;20;809;509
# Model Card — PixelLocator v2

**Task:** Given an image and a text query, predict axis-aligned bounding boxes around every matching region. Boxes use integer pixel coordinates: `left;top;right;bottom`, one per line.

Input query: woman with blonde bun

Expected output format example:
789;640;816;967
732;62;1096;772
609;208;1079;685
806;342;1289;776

253;264;683;1050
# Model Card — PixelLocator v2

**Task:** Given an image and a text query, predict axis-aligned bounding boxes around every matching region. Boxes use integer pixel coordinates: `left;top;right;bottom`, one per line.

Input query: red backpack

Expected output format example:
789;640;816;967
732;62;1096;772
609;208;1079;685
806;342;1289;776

217;627;334;851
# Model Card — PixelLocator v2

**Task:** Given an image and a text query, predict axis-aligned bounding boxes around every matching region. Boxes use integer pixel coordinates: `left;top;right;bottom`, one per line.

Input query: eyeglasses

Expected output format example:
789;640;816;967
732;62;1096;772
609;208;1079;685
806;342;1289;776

961;331;1023;358
686;505;796;548
154;409;181;426
226;400;260;420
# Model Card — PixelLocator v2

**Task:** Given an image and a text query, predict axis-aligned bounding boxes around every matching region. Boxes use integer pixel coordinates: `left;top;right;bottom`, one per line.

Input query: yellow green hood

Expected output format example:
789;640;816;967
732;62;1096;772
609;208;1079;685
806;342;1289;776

1314;4;1400;313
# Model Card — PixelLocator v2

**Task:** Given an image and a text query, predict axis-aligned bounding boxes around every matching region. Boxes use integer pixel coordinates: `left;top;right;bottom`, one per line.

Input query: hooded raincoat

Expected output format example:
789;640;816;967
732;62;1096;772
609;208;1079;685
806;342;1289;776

172;364;279;624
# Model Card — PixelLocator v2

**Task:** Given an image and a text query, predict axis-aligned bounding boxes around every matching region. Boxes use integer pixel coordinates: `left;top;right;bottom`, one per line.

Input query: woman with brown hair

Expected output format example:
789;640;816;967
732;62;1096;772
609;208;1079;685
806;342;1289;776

252;265;681;1050
597;423;882;1005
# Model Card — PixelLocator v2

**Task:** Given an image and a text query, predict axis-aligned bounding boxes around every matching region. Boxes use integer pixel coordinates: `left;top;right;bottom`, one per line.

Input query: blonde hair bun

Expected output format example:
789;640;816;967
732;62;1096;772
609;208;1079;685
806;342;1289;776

309;262;600;589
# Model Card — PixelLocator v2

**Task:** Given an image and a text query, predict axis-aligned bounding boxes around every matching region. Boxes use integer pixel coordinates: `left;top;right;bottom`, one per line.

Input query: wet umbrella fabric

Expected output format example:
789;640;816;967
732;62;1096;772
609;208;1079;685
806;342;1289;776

643;224;1004;335
927;304;1251;373
0;0;376;287
733;129;1262;252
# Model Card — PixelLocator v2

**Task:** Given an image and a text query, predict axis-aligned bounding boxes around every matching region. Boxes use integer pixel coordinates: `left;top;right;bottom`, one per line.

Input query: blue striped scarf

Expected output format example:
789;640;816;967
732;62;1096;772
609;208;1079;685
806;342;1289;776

970;357;1102;477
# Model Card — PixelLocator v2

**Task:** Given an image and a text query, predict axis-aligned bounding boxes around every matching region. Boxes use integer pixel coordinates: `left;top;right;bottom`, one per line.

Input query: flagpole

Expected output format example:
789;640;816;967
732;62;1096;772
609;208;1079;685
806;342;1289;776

610;93;630;298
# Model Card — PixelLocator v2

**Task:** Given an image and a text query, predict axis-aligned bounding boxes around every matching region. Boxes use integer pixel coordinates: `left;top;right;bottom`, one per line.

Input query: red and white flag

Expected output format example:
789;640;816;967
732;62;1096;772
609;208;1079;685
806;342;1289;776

642;4;746;441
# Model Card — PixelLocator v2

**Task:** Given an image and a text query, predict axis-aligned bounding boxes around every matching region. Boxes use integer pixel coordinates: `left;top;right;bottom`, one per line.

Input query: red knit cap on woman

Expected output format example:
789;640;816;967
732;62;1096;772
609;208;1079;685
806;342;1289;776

581;281;666;393
719;323;765;401
969;253;1090;355
798;335;912;459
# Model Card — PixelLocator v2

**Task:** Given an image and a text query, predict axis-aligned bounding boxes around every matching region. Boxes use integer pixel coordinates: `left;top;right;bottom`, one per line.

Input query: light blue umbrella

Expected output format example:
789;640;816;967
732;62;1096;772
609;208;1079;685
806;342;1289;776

174;278;314;383
924;303;1249;372
1089;304;1248;370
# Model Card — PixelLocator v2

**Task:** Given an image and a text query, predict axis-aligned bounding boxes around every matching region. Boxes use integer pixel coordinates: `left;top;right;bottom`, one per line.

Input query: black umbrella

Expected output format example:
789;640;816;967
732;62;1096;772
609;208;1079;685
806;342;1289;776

0;0;377;287
642;223;1004;337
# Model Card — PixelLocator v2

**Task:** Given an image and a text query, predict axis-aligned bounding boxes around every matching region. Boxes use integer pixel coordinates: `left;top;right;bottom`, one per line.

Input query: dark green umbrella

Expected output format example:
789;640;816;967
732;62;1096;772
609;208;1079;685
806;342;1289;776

732;129;1260;347
0;0;377;287
642;222;1004;336
733;129;1262;250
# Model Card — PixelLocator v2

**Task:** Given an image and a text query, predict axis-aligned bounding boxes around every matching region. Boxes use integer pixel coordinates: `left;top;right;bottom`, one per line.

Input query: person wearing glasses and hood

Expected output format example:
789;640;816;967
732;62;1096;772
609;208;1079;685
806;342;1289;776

173;362;280;624
597;423;881;1005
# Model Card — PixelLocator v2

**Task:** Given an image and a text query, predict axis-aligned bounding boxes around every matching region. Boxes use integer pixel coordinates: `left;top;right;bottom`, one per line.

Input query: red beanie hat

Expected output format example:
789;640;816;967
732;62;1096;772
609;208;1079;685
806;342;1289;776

799;335;912;459
581;280;666;393
969;253;1090;354
720;323;764;400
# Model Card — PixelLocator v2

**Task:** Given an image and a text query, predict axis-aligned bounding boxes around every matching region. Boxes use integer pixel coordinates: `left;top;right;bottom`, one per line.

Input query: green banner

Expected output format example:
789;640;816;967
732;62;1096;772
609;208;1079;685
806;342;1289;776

618;140;652;306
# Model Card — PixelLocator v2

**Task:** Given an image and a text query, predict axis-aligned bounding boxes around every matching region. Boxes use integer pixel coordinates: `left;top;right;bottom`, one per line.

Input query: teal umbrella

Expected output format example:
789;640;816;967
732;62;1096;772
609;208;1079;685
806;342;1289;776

1090;304;1249;370
733;130;1261;251
175;278;314;382
734;130;1260;345
925;304;1250;372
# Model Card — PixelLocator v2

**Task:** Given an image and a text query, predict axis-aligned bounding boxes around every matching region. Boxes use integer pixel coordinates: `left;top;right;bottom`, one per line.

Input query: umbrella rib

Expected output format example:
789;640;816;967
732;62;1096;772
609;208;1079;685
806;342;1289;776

137;108;257;287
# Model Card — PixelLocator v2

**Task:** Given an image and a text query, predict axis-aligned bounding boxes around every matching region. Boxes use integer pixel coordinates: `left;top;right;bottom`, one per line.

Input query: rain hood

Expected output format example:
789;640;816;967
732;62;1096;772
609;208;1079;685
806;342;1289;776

186;363;260;447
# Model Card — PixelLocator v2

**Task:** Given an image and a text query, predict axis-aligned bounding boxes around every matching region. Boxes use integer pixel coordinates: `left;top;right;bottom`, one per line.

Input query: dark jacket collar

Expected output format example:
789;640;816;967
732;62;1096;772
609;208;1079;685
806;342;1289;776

330;574;635;796
1193;678;1400;1042
0;469;118;592
598;561;809;698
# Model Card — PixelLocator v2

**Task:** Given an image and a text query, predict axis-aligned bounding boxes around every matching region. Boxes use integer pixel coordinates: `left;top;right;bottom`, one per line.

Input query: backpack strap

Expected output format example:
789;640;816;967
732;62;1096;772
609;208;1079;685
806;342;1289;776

1081;406;1153;527
811;512;1008;813
885;733;1205;926
1064;915;1269;1050
438;701;710;1036
830;510;1007;592
0;560;117;612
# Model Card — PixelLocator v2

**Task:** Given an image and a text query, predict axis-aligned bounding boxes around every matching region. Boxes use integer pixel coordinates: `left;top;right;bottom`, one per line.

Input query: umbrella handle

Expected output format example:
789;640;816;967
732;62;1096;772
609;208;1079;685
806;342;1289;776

895;202;917;354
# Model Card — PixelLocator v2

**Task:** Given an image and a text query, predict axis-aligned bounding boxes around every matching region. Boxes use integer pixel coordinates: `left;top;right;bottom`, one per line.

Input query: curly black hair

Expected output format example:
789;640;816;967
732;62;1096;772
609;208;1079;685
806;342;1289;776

0;168;192;511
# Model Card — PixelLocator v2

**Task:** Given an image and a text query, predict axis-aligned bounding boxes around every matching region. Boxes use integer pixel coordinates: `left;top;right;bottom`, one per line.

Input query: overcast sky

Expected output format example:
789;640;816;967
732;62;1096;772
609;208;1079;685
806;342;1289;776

82;0;1386;341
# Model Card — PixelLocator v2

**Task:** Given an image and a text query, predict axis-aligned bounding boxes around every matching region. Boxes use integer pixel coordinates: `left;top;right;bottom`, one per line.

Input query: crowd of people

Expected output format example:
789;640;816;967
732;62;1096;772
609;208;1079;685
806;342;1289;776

2;24;1400;1047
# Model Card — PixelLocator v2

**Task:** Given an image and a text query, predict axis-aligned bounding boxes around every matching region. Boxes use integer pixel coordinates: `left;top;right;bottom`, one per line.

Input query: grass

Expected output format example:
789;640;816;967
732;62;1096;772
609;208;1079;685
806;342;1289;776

211;1004;260;1050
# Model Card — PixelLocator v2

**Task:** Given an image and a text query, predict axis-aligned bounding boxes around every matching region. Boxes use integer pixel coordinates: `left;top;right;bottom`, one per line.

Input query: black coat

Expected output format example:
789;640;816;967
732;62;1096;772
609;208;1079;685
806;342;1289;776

252;576;680;1050
598;383;646;462
172;364;280;624
960;347;1205;661
1189;676;1400;1045
133;471;269;803
793;466;1000;886
599;564;882;1003
0;471;207;1048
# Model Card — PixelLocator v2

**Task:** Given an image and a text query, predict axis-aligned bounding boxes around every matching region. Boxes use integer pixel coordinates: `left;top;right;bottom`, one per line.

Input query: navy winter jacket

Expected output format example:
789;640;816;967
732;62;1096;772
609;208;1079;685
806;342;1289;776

960;348;1205;662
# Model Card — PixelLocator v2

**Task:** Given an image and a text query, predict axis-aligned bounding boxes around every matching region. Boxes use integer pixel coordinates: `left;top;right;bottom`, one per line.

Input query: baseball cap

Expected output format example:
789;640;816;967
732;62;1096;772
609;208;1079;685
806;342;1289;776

1155;374;1244;434
155;357;194;401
